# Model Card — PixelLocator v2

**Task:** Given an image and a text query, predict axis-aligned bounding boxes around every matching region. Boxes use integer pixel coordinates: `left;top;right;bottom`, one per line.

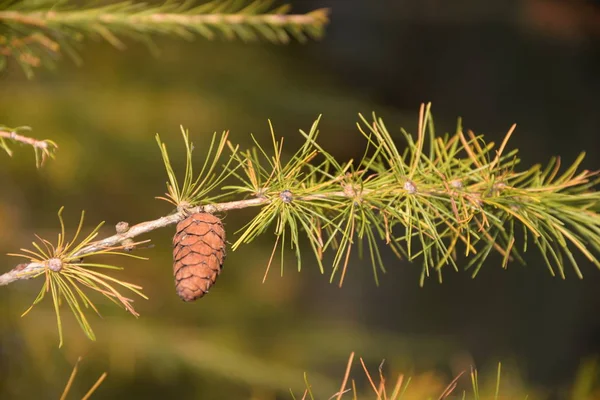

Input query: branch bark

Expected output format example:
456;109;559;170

0;197;271;287
0;130;51;150
0;9;330;30
0;9;327;27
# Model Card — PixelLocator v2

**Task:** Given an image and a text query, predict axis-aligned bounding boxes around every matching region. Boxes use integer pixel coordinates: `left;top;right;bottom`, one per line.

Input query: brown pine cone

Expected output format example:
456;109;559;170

173;212;226;301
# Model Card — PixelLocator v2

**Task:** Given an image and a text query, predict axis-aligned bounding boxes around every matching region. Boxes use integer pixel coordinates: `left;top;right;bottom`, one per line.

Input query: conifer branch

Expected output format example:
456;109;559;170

2;108;599;283
0;0;330;76
0;125;58;167
2;104;599;345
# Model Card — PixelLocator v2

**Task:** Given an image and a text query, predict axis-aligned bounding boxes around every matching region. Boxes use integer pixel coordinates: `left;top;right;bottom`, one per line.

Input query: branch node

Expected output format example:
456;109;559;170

115;221;129;234
202;204;218;214
177;201;191;215
493;182;506;191
450;179;463;189
115;221;135;251
255;188;267;198
403;180;417;194
342;182;356;197
47;258;63;272
280;189;293;203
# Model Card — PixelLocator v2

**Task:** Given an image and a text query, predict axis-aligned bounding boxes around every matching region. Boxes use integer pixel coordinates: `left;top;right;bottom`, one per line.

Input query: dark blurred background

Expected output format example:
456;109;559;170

1;0;599;398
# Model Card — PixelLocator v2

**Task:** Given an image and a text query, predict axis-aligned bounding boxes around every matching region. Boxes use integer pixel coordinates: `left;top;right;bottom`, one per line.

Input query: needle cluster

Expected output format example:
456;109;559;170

8;207;147;346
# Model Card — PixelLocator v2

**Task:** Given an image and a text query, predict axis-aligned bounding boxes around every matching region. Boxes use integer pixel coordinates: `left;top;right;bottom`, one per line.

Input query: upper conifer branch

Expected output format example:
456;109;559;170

0;0;330;76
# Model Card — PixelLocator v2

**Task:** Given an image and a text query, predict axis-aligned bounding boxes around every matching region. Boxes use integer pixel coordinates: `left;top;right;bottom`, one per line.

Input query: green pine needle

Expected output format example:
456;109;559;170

59;357;107;400
156;126;240;208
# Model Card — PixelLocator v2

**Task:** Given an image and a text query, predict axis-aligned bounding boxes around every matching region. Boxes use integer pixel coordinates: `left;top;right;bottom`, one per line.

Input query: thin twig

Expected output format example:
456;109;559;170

0;130;50;150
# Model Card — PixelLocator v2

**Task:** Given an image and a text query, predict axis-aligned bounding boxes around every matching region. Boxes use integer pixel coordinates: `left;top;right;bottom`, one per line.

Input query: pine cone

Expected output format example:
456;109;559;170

173;212;226;302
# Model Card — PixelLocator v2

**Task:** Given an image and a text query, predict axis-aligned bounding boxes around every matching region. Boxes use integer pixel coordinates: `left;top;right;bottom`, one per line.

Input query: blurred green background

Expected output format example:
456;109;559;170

1;0;600;398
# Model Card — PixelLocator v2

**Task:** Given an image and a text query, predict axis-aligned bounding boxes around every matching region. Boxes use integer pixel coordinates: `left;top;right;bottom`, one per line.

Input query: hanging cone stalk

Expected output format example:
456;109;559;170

173;212;226;301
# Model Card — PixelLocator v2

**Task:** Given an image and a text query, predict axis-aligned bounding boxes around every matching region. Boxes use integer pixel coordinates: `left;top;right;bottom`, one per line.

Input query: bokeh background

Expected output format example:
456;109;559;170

1;0;600;398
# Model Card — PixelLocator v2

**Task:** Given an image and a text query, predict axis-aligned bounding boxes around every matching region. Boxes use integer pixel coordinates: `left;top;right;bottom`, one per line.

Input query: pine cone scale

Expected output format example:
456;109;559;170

175;267;215;282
